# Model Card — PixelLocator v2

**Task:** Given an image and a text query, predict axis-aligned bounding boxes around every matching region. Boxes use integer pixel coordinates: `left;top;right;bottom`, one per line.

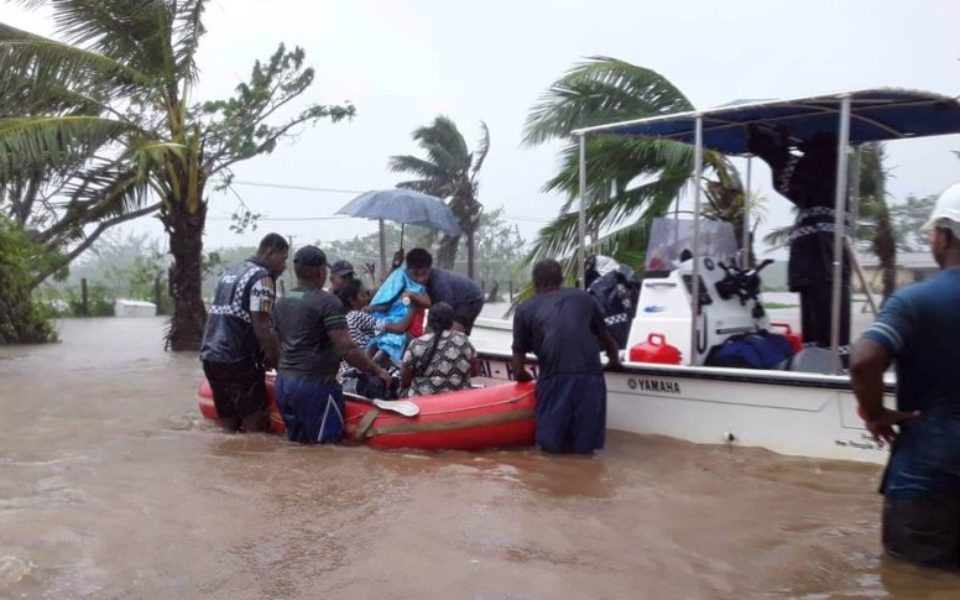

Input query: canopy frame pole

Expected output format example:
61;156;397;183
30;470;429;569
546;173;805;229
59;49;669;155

378;218;388;282
689;116;704;365
742;157;753;268
578;133;588;289
830;95;852;374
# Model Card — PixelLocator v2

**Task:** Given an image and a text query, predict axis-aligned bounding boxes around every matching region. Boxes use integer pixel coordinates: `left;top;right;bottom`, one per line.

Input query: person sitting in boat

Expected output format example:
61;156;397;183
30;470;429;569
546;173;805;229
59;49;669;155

748;127;852;357
512;258;622;454
336;279;416;396
400;302;479;397
272;245;392;443
404;248;485;335
366;257;428;366
851;182;960;571
199;233;288;433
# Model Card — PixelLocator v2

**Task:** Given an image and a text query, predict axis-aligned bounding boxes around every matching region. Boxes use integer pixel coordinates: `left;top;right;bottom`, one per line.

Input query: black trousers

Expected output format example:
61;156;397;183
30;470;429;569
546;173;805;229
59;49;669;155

798;280;851;348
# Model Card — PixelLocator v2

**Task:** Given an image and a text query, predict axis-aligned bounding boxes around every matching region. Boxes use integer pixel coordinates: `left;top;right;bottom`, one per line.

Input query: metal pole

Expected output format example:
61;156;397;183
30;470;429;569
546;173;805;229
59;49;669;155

830;95;852;374
578;133;587;289
743;157;753;268
378;218;387;282
689;116;704;365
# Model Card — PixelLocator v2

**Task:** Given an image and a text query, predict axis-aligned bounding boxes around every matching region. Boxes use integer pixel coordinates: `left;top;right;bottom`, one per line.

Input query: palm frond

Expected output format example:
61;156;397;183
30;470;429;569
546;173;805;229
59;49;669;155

0;23;153;106
387;155;449;186
172;0;207;84
47;0;174;80
470;120;490;181
0;115;133;175
523;56;694;146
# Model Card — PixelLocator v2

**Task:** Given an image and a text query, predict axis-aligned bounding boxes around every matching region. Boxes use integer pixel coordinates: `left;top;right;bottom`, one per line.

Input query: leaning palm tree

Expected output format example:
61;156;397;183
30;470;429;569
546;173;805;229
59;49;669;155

389;116;489;277
523;57;748;274
0;1;354;350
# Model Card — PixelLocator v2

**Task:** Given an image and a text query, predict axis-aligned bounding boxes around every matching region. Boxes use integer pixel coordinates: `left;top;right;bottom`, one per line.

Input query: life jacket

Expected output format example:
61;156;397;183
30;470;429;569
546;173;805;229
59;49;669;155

200;259;272;364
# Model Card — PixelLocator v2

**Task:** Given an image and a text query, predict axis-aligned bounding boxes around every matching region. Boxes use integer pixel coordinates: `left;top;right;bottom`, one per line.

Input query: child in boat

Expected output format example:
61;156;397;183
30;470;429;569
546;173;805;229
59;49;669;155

366;263;428;366
400;302;479;397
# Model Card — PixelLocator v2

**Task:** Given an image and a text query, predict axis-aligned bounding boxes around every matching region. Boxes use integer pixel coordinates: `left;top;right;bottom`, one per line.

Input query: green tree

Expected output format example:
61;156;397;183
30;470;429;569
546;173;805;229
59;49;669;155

857;142;897;298
388;116;489;278
523;57;748;274
0;1;354;350
0;215;56;343
890;194;936;252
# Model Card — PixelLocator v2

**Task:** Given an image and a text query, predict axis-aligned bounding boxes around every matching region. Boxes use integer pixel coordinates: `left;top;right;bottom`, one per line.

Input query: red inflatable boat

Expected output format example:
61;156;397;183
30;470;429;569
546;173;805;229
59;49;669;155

197;374;536;451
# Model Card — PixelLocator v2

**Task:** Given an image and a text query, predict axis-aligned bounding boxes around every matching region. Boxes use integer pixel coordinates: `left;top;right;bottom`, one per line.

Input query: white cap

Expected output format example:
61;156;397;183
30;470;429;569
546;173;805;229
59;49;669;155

921;182;960;235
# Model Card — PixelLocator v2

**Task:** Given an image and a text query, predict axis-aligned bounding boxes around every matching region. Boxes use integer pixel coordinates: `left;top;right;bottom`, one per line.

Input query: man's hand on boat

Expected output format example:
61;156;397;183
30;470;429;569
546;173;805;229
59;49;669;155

515;367;535;383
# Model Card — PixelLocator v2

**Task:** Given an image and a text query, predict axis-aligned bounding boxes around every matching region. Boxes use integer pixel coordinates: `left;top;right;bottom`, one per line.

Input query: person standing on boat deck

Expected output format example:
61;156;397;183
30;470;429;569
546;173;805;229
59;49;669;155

200;233;288;433
400;302;479;397
404;248;484;335
748;128;852;356
272;246;392;444
850;183;960;570
511;259;622;454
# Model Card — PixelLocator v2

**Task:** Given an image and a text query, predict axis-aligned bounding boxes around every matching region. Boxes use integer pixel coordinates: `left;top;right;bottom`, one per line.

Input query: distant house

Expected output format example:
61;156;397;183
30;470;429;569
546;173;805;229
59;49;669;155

856;252;938;293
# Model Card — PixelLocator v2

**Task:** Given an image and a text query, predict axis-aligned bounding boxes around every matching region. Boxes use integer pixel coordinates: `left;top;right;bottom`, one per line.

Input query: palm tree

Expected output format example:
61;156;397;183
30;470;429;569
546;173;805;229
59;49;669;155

0;1;353;350
857;143;897;298
523;57;748;273
389;116;489;278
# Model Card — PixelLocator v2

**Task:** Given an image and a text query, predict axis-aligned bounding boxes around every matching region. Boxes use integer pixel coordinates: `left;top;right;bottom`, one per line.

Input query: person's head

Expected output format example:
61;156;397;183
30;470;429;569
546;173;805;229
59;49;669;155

329;259;356;293
923;183;960;268
256;233;290;276
292;245;327;288
336;278;370;311
427;302;454;334
405;247;433;285
532;258;564;292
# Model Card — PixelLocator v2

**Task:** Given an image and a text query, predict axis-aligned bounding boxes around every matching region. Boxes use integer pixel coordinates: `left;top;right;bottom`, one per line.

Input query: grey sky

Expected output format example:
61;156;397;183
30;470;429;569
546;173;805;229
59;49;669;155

7;0;960;259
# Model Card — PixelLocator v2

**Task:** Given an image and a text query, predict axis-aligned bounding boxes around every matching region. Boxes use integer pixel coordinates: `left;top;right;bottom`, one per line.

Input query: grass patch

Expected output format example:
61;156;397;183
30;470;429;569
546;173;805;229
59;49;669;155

764;301;798;309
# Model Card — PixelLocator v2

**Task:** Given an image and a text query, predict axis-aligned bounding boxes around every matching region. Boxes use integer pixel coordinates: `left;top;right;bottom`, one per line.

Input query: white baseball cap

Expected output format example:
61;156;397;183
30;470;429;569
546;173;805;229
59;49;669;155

921;182;960;234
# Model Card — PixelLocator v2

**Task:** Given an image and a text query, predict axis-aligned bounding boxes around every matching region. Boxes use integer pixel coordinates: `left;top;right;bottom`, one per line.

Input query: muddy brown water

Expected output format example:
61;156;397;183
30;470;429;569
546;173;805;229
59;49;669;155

2;318;959;599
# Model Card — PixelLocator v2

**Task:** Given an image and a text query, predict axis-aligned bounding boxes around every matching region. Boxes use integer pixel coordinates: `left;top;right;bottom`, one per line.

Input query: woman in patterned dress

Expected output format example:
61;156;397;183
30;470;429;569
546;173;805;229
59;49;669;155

400;303;479;397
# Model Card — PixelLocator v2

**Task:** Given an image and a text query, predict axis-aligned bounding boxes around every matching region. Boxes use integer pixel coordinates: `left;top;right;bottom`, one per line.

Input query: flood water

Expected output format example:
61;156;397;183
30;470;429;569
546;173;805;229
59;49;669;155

2;318;959;598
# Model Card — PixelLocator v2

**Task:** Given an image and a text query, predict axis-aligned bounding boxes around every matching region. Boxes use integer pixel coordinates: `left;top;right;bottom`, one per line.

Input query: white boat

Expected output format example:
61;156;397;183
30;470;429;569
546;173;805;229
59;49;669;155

114;299;157;317
474;89;960;464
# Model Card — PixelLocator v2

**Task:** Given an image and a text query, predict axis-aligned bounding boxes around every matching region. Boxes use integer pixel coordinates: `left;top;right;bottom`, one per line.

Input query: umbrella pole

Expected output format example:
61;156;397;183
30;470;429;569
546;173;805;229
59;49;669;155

401;223;405;250
378;219;388;282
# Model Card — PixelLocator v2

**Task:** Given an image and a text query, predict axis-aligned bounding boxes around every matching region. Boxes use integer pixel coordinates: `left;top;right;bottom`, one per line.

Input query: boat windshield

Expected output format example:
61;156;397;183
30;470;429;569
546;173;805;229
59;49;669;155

644;217;738;273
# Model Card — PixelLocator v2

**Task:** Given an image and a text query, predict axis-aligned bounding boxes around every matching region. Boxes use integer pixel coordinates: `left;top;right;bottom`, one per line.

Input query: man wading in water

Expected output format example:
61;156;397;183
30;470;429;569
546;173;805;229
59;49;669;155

851;183;960;570
200;233;288;433
272;245;392;444
511;258;621;454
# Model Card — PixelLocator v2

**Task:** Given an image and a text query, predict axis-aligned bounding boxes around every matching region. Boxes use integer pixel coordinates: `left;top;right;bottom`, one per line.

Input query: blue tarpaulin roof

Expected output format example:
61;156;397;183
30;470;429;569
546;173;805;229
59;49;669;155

572;89;960;154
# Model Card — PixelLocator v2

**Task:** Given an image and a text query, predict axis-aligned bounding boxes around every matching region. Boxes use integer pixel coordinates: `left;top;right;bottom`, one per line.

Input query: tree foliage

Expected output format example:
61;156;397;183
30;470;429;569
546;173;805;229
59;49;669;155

389;116;489;276
0;1;354;349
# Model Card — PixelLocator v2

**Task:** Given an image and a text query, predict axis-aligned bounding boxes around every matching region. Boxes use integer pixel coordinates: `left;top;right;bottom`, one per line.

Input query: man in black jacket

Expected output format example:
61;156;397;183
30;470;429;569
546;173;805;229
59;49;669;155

749;128;851;354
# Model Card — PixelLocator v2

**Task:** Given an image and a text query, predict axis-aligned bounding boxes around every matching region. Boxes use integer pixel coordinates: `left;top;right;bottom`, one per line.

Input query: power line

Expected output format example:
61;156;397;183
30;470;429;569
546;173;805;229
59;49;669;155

225;179;552;223
231;180;363;194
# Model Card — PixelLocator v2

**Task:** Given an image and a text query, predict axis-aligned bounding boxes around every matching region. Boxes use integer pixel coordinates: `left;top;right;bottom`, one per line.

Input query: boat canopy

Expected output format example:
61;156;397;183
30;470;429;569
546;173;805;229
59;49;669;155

572;89;960;153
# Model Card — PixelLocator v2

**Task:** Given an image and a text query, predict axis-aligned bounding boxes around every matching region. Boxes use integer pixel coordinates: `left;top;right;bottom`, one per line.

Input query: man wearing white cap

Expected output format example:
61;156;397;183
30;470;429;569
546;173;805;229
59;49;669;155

851;182;960;570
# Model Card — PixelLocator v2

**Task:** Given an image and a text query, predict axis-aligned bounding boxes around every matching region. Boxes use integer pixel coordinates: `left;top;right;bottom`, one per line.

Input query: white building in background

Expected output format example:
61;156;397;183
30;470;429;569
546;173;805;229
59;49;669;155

856;252;939;293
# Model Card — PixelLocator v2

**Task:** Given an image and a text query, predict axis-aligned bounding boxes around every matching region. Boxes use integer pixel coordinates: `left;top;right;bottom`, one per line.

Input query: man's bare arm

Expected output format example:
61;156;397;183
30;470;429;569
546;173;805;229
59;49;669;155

252;312;280;367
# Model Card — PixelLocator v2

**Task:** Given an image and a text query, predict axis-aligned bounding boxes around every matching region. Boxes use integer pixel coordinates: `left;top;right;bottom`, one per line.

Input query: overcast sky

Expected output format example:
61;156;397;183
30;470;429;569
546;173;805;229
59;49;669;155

6;0;960;259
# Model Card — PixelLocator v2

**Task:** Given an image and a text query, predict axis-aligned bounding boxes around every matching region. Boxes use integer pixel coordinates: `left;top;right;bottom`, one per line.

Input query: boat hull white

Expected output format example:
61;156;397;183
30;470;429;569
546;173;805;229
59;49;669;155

476;351;892;464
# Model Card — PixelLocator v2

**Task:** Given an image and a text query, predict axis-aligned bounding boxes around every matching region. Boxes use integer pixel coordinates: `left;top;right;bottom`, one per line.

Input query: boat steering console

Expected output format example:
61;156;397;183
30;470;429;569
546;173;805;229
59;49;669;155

715;259;774;319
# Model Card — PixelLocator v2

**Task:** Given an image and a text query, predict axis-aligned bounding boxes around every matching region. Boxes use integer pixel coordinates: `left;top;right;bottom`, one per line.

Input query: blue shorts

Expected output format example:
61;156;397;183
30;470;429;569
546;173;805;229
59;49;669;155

275;374;345;444
535;374;606;454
